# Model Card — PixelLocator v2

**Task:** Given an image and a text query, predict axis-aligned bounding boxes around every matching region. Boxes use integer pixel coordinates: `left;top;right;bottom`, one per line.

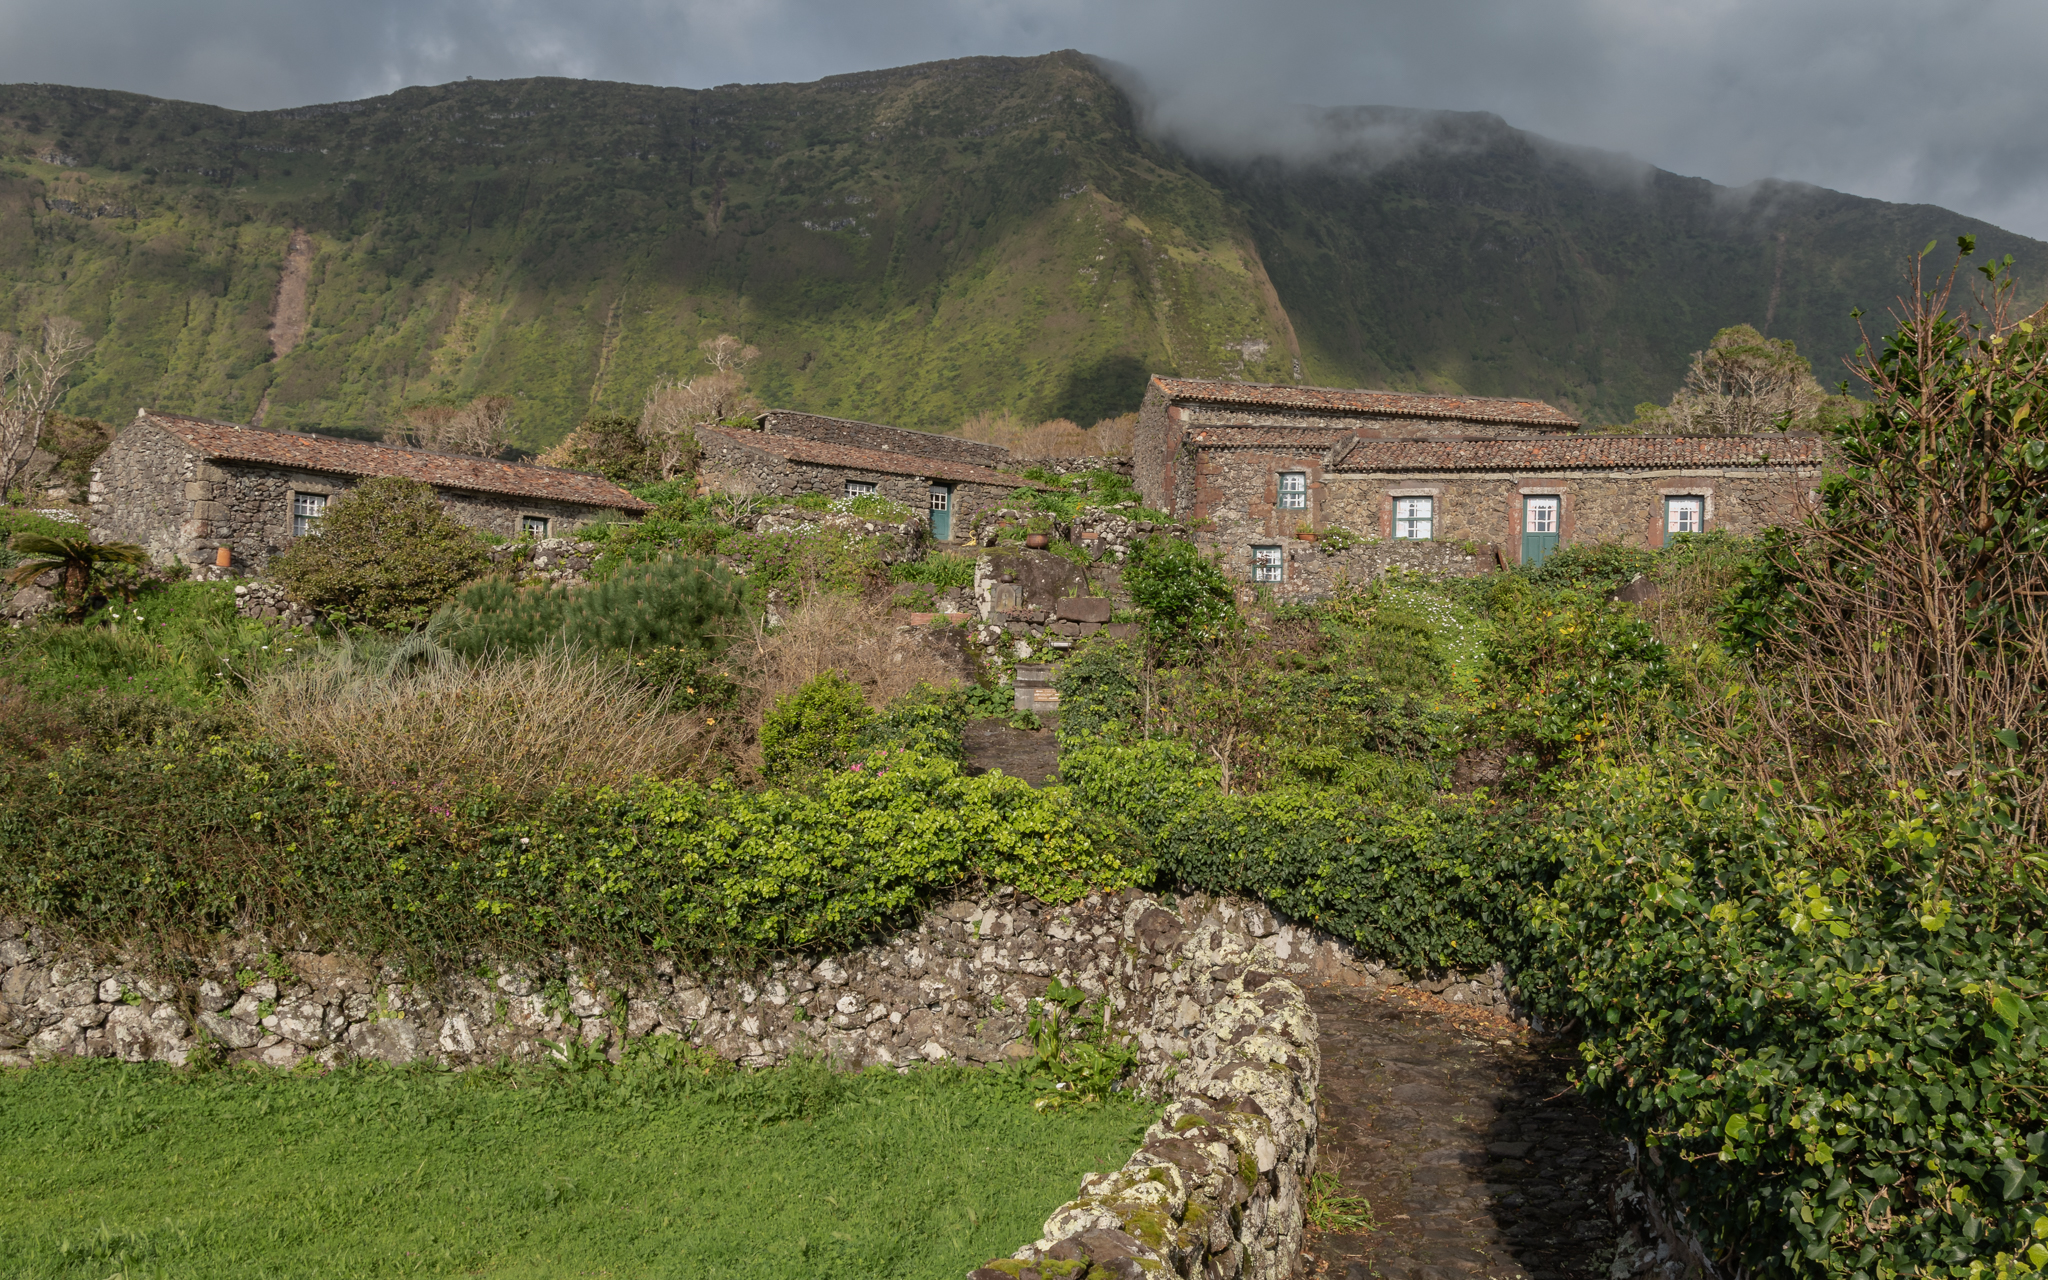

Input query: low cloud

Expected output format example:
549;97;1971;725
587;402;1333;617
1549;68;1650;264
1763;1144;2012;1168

1;0;2043;237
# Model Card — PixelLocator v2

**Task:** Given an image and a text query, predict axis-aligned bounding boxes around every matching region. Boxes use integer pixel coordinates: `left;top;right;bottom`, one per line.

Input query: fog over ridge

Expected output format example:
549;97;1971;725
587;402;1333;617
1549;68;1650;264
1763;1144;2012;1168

0;0;2043;238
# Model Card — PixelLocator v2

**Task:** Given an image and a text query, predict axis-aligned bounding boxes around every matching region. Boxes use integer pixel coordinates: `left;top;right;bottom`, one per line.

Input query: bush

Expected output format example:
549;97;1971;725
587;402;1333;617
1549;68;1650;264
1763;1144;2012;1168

890;554;977;589
1123;536;1236;652
0;737;1131;969
1529;758;2048;1277
270;477;490;630
1058;736;1540;973
760;671;872;780
438;558;748;660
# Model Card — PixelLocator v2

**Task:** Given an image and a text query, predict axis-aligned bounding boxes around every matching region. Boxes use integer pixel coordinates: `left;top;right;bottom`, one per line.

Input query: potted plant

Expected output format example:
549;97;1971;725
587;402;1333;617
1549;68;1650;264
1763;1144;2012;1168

1025;533;1050;549
1293;522;1316;542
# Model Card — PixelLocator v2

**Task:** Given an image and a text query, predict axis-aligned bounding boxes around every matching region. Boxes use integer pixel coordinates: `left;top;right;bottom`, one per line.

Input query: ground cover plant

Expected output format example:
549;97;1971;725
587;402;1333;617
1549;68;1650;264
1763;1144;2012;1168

0;1053;1153;1280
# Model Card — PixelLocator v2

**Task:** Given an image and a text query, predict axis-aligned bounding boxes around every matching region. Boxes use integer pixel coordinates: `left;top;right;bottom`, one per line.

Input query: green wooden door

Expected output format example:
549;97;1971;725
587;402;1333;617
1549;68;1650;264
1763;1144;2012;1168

929;484;953;541
1521;495;1560;567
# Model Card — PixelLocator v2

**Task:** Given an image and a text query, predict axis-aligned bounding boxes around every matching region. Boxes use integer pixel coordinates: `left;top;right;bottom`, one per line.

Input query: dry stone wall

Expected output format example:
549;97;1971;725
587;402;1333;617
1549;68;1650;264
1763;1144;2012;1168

0;893;1518;1278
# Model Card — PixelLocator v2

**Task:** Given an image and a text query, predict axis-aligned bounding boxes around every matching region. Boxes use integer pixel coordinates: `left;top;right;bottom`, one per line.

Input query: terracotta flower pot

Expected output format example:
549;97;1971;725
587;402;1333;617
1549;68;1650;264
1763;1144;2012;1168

1295;532;1315;541
1025;533;1050;550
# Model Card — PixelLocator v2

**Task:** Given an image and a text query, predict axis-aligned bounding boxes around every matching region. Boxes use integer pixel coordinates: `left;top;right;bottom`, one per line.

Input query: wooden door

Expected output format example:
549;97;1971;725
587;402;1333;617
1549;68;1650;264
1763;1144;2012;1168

1521;495;1560;567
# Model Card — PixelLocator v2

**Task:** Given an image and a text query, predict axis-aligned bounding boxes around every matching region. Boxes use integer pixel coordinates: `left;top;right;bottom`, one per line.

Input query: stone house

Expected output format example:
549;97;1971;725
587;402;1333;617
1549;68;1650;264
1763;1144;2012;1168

1136;375;1823;581
90;409;647;573
697;411;1039;543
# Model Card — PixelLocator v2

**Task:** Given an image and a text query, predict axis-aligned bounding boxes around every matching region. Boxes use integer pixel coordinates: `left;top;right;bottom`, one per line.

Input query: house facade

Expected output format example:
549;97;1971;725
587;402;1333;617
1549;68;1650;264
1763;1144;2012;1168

90;410;647;572
1136;375;1822;585
698;411;1037;543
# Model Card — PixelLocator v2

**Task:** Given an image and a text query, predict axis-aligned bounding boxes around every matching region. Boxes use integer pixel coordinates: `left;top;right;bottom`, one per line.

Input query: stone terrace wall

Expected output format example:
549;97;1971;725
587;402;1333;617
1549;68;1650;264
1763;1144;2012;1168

0;895;1518;1277
1208;535;1498;607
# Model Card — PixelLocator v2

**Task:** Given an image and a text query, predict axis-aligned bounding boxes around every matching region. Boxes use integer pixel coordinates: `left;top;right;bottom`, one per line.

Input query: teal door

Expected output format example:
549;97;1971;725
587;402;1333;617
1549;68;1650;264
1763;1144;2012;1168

1521;495;1560;567
929;484;953;541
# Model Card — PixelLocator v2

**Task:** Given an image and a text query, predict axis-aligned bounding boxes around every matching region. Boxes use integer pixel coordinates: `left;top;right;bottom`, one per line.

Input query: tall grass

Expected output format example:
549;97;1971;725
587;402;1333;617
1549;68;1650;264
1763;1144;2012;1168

241;640;719;797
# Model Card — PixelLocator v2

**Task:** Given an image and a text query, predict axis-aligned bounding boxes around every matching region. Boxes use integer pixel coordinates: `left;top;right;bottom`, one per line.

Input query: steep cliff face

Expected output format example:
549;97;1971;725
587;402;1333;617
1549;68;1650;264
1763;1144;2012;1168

0;53;2040;441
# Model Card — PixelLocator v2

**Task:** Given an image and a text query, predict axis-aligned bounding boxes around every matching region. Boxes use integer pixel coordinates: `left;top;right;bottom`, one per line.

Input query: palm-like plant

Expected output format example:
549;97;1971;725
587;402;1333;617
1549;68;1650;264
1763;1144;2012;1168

5;534;148;614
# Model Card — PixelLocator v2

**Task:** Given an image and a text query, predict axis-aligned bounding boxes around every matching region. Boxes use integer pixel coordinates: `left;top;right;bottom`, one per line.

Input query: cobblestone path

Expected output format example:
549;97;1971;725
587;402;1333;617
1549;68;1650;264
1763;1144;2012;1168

1301;984;1632;1280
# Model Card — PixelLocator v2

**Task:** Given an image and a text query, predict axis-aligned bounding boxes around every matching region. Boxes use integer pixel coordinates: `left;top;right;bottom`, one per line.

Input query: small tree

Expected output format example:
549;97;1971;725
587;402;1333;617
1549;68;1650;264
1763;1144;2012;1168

1632;324;1845;434
5;534;146;616
641;365;762;482
700;333;760;374
0;319;92;505
384;395;516;457
535;413;655;484
1124;535;1238;655
270;477;490;630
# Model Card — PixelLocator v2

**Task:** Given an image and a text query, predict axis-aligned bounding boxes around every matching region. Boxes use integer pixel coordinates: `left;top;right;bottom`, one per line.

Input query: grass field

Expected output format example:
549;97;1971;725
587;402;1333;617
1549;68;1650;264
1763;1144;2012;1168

0;1054;1152;1279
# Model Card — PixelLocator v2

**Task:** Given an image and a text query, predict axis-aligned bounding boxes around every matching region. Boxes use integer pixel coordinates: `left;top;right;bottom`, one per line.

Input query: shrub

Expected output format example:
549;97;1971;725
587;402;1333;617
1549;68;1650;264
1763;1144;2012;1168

1123;535;1236;652
270;477;490;630
242;646;725;799
760;671;872;780
728;593;960;749
1530;758;2048;1277
439;558;747;661
0;737;1131;969
1053;636;1143;739
1058;736;1539;973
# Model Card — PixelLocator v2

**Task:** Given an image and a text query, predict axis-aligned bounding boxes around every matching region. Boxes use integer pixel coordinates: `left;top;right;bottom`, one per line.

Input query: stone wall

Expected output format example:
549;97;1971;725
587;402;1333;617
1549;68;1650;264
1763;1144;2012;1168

760;409;1014;471
0;891;1529;1276
1210;536;1497;605
697;432;1015;543
89;419;621;573
87;415;197;566
1321;467;1819;564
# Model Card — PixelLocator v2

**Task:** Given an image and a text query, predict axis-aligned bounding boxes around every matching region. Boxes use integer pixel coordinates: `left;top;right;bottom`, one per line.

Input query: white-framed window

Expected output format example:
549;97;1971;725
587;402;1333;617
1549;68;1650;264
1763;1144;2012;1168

1277;471;1308;510
927;485;948;511
291;492;326;537
845;480;878;498
1665;495;1704;536
1252;545;1284;583
1525;495;1559;534
521;515;550;538
1393;496;1434;540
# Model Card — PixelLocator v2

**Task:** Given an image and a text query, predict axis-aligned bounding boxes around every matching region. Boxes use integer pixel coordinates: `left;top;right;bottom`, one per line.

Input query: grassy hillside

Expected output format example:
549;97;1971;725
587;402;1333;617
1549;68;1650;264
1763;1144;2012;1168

1;54;2041;439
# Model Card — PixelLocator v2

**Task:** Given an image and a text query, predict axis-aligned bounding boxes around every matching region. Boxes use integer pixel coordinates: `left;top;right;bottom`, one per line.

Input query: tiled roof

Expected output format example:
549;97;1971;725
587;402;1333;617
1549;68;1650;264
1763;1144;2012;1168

1328;434;1826;472
1186;427;1351;450
698;426;1046;488
143;411;648;511
1154;375;1580;428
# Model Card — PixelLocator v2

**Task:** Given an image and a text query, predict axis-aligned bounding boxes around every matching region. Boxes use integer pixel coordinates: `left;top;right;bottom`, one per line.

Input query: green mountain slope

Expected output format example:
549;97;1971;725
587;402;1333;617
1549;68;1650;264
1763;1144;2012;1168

0;54;2040;439
1190;107;2048;420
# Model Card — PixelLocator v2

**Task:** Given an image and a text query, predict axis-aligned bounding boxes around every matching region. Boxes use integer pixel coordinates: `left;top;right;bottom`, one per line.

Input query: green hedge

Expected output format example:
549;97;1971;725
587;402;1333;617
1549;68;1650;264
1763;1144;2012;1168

1530;759;2048;1277
0;739;1133;972
1057;735;1542;973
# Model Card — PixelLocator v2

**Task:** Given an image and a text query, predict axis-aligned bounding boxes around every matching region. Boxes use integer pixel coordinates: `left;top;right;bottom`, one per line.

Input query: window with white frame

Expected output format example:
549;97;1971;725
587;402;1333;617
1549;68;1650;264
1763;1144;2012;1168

291;492;326;537
1393;496;1434;540
1665;495;1704;536
1252;545;1284;583
1525;495;1559;534
845;480;878;498
521;515;550;539
1277;472;1308;510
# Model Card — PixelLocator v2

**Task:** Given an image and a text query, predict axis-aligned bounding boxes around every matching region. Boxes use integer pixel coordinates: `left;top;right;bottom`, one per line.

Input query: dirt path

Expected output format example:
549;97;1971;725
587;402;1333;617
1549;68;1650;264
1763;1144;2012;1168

1303;984;1630;1280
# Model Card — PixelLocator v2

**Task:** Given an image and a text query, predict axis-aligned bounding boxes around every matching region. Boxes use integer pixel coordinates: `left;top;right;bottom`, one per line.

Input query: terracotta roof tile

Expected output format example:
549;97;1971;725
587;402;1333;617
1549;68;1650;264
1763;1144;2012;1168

1154;375;1579;428
1329;434;1826;472
144;411;648;511
698;426;1046;488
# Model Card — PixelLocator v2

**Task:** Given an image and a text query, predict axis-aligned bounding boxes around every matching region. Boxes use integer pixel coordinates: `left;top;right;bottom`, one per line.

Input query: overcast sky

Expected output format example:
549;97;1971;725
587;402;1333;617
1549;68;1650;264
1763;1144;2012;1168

4;0;2044;239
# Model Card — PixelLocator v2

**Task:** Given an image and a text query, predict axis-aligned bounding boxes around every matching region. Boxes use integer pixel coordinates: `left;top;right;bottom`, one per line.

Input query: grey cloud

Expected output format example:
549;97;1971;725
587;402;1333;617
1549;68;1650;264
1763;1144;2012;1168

2;0;2043;236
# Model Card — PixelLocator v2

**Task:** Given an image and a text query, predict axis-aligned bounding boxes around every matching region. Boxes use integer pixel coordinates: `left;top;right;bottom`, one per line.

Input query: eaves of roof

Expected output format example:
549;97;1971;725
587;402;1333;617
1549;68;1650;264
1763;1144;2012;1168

1154;375;1580;429
698;426;1047;488
1327;434;1826;472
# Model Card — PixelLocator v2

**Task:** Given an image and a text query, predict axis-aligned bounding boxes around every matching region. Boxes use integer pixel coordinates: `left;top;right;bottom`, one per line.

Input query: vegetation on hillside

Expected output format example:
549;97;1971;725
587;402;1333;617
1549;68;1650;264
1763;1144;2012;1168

3;56;2043;442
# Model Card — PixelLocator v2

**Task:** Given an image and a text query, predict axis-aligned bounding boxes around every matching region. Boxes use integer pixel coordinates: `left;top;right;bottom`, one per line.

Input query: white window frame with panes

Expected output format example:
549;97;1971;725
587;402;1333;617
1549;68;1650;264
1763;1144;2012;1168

290;491;327;537
844;480;878;498
1252;545;1284;583
520;514;551;539
1277;471;1309;511
1664;494;1704;537
1392;495;1434;540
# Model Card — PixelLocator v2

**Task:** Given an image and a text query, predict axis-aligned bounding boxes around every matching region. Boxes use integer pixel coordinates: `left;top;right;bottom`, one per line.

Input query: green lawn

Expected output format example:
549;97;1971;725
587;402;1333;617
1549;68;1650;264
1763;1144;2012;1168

0;1055;1151;1279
